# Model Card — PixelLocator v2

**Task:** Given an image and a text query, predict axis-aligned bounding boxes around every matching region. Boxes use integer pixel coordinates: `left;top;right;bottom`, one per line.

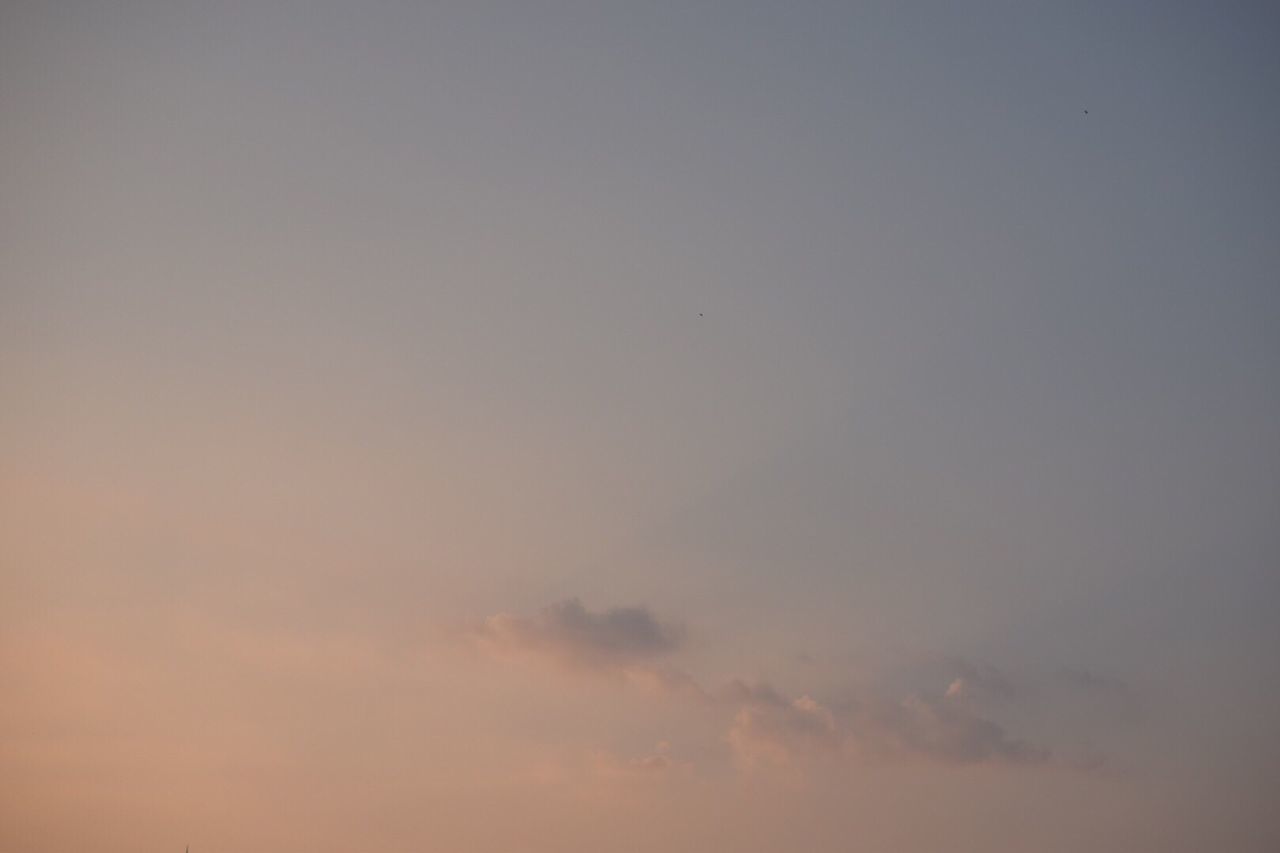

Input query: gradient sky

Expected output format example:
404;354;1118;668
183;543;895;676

2;2;1278;851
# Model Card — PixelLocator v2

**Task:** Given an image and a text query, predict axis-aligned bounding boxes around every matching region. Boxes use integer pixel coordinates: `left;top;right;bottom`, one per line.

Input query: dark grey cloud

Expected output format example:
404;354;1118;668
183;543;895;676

474;598;684;670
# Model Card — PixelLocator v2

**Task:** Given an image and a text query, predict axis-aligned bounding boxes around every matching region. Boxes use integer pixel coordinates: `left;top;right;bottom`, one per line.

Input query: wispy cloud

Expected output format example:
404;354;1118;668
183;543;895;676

1056;666;1131;697
472;598;685;671
941;657;1023;704
723;679;1048;769
589;741;695;781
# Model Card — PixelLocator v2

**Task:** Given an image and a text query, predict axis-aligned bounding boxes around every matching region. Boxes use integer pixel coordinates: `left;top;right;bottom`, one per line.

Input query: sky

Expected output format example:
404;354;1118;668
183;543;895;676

1;1;1278;851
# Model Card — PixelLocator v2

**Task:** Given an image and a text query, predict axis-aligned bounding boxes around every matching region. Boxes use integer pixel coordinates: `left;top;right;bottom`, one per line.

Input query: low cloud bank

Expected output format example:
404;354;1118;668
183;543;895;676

474;599;1058;771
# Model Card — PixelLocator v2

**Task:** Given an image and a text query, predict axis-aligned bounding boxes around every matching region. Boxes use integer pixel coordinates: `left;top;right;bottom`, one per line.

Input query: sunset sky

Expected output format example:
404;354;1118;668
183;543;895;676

2;2;1278;851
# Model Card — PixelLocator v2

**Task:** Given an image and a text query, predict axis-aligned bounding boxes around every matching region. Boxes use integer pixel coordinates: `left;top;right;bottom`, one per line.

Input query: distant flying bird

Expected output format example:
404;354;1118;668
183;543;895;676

1083;109;1089;114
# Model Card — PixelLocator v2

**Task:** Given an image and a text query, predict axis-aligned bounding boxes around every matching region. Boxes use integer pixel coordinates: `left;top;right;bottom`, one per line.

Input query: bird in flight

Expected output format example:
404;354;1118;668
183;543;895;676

1083;109;1089;114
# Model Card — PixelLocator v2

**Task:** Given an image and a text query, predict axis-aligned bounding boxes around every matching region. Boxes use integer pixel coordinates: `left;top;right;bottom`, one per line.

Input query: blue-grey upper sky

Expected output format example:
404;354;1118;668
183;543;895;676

2;2;1278;851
